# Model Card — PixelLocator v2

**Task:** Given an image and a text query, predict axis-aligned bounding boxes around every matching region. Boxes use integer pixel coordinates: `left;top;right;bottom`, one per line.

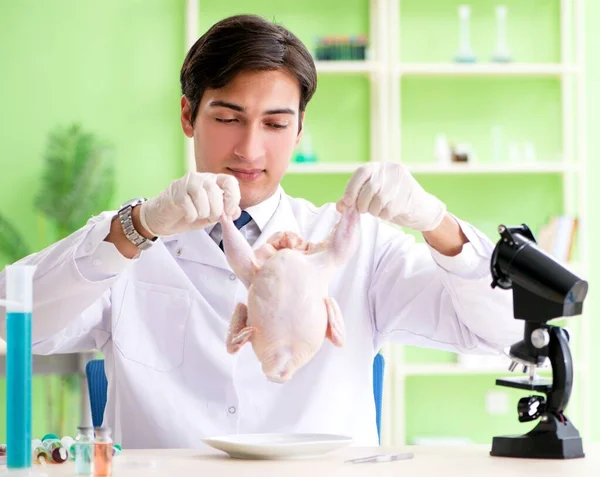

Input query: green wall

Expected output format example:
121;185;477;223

0;0;186;255
0;0;186;441
0;0;598;445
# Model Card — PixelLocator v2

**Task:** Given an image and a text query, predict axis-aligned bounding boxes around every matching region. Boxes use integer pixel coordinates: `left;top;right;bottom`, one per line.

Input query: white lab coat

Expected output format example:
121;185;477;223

0;188;522;449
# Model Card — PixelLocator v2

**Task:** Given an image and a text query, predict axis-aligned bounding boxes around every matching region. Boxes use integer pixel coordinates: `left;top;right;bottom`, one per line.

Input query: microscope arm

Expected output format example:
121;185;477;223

547;326;574;415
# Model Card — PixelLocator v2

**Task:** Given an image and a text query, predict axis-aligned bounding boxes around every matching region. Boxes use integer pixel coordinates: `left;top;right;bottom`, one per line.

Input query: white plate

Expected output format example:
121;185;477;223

202;433;353;459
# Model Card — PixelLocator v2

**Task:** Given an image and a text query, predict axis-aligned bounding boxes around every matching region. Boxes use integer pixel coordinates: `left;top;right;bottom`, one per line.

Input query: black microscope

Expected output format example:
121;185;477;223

488;224;588;459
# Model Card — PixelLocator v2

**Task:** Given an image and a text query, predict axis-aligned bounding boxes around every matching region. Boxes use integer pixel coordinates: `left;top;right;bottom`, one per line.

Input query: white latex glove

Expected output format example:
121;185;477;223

139;171;241;237
337;162;447;232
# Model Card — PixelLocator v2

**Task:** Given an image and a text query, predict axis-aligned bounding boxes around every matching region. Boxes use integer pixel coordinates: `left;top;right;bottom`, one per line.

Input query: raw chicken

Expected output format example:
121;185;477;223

220;204;360;383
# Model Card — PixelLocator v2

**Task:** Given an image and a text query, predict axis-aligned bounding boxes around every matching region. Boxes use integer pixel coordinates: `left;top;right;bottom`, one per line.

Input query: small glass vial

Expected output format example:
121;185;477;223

75;426;95;475
93;427;113;477
43;439;68;463
32;443;50;464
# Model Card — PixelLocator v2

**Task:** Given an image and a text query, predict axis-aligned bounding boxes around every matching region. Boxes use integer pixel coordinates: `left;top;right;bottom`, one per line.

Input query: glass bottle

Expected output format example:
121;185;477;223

32;443;50;464
42;436;68;463
93;427;112;477
75;426;94;475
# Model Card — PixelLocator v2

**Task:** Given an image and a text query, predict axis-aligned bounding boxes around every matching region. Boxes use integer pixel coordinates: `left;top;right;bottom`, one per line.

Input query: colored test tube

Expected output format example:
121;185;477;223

1;265;36;470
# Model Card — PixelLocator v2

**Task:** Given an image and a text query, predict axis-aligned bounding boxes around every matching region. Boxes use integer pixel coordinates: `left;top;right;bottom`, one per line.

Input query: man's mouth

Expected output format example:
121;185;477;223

227;167;265;182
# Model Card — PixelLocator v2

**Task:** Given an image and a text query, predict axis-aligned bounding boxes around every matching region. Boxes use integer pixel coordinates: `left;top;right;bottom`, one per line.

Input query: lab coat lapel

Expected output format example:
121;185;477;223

170;227;230;271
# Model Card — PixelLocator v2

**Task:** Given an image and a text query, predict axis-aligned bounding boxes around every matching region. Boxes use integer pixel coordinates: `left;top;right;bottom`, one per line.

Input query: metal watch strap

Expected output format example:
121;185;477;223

117;199;156;250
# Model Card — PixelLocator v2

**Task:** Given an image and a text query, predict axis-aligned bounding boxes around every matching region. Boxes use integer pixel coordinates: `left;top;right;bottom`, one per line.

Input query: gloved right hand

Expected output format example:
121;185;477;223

139;171;241;237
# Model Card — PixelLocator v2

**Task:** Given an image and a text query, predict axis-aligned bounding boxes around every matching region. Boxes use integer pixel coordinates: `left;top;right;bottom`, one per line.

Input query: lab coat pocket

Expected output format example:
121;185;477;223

114;280;192;372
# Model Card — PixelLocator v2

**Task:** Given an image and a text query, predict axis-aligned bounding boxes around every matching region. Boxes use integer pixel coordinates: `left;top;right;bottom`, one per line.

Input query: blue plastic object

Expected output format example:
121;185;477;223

86;354;386;441
373;353;385;443
85;359;108;428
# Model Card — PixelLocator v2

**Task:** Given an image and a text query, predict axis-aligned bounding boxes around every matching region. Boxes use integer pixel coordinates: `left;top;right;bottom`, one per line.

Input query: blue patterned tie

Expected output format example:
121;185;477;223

219;211;252;251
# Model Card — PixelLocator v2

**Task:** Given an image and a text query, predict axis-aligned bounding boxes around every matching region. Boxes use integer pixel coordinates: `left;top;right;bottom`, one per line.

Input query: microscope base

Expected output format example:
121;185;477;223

490;414;584;459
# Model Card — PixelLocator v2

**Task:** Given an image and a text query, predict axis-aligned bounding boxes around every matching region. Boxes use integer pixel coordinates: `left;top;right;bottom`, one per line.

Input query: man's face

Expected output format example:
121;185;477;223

181;69;304;209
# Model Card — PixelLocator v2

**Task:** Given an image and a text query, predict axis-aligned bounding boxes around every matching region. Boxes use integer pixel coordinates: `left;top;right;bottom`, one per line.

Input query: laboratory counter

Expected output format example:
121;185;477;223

2;444;599;477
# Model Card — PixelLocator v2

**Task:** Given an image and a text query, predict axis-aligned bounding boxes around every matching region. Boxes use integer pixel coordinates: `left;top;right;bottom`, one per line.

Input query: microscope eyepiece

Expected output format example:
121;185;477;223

490;224;588;322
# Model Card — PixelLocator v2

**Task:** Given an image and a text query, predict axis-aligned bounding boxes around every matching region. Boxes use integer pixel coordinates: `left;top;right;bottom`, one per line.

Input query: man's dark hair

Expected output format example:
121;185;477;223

180;14;317;131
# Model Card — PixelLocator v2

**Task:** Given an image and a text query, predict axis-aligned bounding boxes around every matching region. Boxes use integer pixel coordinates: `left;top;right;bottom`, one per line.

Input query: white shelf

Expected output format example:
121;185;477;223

287;161;578;175
403;363;511;376
315;60;378;74
401;363;559;377
397;63;577;77
402;362;588;378
408;162;578;174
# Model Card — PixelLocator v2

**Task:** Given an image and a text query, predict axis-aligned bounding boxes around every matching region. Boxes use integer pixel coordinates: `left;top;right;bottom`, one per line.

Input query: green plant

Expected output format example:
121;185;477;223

0;122;115;435
35;123;116;240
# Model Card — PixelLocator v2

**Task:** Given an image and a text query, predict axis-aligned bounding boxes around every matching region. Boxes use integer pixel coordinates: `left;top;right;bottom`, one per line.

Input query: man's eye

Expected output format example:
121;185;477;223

215;118;237;124
268;123;288;129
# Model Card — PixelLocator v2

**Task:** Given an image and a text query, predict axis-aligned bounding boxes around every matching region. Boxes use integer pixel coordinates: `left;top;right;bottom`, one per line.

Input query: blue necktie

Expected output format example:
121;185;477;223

219;211;252;251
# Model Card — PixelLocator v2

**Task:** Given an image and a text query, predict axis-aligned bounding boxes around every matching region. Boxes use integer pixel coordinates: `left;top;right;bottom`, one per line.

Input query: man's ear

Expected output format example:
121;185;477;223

181;95;194;138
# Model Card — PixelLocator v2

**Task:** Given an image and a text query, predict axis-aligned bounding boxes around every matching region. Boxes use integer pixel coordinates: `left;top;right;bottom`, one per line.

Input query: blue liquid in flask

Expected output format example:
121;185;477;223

6;311;33;469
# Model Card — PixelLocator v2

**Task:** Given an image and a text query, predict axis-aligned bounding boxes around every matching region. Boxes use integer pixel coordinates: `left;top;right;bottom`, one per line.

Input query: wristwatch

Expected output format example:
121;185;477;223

117;198;157;250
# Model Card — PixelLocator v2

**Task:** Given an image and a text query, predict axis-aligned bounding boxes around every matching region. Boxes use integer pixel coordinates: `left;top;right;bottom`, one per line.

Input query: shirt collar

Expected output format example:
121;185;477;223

206;186;282;235
243;186;282;232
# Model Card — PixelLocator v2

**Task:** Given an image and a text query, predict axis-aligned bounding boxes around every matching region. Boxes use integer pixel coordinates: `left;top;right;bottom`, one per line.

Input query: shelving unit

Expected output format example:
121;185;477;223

384;0;590;449
397;63;576;77
187;0;590;448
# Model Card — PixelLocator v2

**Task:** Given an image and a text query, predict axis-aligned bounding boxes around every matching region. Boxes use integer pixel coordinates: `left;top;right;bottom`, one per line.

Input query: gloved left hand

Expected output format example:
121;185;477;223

337;162;447;232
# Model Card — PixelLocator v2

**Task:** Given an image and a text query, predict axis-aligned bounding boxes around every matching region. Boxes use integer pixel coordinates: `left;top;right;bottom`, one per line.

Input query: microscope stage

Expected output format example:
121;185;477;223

495;376;553;393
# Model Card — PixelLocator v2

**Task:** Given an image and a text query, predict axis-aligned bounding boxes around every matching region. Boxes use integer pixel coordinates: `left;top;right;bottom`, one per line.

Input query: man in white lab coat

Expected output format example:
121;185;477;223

0;14;522;448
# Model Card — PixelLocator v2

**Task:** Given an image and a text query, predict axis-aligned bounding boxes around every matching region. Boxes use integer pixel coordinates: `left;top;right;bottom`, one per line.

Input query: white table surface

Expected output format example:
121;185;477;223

1;444;598;477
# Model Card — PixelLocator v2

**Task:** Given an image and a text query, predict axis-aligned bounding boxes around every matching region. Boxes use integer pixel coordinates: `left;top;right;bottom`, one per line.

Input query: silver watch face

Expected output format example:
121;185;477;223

119;197;146;211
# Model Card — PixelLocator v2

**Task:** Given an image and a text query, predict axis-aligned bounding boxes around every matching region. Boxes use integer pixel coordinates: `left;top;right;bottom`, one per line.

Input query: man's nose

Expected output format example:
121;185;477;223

233;125;265;162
